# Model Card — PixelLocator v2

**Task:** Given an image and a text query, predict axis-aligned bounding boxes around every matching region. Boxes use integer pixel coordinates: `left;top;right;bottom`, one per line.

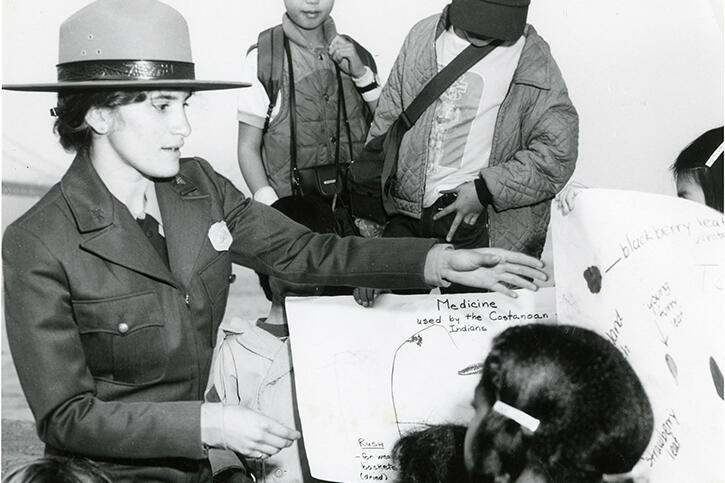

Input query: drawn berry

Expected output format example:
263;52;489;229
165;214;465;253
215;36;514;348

583;266;602;294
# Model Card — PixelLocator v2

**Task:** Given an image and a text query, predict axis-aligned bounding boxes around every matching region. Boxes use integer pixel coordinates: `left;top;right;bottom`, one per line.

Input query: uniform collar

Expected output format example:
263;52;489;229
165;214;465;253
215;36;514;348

60;152;201;233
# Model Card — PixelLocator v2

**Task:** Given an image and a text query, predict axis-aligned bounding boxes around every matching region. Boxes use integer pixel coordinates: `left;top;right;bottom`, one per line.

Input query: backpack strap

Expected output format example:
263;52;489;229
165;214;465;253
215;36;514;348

252;25;285;132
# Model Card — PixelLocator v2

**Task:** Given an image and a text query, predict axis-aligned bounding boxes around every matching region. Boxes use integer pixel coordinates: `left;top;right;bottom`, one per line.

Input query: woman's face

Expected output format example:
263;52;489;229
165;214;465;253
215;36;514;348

104;90;192;179
283;0;335;31
463;384;490;473
676;174;706;205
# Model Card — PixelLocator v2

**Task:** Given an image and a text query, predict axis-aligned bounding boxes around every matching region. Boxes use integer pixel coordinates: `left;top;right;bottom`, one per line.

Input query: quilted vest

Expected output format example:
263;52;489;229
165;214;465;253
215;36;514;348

261;17;370;197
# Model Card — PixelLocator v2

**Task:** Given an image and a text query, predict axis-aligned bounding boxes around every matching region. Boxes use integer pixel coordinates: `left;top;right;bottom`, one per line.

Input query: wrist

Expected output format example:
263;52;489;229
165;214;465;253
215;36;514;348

201;402;227;450
474;175;493;206
253;186;279;206
423;243;454;288
352;66;381;102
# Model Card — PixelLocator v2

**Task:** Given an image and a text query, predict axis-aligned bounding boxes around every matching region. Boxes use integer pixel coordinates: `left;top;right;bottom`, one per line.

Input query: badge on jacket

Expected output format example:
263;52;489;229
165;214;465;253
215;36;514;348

208;221;233;251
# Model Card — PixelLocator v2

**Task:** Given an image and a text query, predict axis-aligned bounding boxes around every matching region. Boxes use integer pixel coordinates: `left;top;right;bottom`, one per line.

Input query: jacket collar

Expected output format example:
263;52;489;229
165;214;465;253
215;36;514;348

61;152;117;233
434;7;551;90
60;153;209;288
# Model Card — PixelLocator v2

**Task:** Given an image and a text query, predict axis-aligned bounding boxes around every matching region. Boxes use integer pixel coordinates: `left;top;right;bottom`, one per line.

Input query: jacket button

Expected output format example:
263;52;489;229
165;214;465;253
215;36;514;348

118;322;129;334
184;293;191;306
228;273;236;284
274;468;285;478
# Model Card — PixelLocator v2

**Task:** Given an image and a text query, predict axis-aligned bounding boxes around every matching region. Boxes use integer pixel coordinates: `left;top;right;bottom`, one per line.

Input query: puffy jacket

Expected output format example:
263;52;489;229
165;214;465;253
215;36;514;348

262;16;370;197
369;8;578;256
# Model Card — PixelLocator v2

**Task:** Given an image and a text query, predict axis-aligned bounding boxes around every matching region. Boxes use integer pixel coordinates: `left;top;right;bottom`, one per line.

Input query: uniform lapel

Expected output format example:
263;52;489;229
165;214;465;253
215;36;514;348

155;174;211;288
61;154;179;288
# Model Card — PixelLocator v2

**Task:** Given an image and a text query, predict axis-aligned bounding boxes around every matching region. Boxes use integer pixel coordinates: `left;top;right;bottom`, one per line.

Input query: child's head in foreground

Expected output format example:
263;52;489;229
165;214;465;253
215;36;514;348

465;324;653;483
672;126;723;212
3;457;111;483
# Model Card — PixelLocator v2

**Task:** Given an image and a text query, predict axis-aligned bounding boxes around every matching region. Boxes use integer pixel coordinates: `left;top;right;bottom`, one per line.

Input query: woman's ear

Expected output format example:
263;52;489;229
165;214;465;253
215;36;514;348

84;106;113;135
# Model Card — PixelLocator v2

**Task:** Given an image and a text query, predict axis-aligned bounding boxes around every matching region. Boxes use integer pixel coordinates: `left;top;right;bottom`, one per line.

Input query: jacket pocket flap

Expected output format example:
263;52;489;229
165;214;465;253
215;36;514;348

73;291;164;335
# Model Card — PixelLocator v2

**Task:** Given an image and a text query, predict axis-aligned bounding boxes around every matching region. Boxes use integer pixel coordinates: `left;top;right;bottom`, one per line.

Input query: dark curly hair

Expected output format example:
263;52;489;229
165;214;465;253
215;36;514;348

671;126;724;212
392;424;469;483
3;456;111;483
52;90;148;154
467;324;653;483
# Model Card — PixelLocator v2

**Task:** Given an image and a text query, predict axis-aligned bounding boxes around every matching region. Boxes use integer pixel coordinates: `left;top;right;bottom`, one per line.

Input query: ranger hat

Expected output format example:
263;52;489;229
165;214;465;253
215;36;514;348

3;0;249;92
449;0;530;42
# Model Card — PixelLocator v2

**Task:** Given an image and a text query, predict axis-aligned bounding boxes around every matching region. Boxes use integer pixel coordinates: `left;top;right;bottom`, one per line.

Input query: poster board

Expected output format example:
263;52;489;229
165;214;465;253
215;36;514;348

551;189;723;482
286;289;557;482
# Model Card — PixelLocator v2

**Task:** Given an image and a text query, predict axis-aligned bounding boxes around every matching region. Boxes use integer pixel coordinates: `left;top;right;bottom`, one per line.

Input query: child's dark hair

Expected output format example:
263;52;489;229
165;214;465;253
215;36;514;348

671;126;724;212
3;456;112;483
468;324;653;483
257;195;352;301
392;424;469;483
53;90;148;154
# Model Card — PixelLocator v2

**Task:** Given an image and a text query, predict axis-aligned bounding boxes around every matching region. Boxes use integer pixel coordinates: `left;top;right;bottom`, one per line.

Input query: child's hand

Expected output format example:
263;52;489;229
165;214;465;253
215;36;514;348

353;287;383;307
328;35;366;78
432;181;484;242
555;181;587;215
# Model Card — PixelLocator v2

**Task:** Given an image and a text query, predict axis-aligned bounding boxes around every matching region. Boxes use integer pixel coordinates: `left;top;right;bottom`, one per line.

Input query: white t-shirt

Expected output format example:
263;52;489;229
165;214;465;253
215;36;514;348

237;49;282;129
423;27;525;207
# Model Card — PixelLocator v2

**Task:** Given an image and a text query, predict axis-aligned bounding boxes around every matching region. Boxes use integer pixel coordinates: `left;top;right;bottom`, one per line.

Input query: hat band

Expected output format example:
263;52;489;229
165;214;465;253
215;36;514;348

57;60;195;83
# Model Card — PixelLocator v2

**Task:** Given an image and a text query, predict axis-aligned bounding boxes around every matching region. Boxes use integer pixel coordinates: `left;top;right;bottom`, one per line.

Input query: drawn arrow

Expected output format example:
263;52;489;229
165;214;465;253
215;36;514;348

651;317;669;346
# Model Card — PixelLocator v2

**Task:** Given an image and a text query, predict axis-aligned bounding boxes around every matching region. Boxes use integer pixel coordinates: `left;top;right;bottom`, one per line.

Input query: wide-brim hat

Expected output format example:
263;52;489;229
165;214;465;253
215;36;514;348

449;0;530;42
2;0;249;92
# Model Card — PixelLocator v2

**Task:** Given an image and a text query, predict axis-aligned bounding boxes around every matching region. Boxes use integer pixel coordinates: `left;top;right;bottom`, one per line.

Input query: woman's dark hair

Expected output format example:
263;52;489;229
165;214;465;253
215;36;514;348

468;324;653;483
392;424;469;483
53;90;148;154
256;194;352;302
3;456;111;483
671;126;724;212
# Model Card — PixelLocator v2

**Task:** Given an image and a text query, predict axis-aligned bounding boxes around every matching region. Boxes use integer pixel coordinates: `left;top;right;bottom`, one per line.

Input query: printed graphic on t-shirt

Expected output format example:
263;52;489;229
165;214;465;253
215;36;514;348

427;70;484;176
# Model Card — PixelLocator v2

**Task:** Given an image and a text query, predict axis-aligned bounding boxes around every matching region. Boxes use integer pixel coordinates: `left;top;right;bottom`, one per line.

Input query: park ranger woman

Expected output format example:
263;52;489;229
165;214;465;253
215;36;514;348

2;0;548;481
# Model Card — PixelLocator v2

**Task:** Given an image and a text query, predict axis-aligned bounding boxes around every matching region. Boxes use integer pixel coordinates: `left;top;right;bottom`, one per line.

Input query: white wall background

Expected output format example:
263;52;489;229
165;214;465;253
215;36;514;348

2;0;723;196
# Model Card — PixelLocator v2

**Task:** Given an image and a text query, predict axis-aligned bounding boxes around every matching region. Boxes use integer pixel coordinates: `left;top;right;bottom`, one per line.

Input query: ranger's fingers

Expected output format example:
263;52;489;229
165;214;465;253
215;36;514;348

498;272;539;292
264;420;301;441
258;432;296;451
487;282;518;298
496;250;544;269
502;263;548;282
253;443;282;458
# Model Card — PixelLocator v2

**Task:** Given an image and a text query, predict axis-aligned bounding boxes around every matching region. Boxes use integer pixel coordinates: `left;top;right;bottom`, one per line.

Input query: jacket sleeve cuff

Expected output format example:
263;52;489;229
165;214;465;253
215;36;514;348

423;243;454;288
474;175;493;206
201;402;226;450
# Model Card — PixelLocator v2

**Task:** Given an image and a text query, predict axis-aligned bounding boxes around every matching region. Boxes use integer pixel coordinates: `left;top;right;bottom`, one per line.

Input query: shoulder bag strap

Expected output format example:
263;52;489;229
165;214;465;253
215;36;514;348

382;39;504;201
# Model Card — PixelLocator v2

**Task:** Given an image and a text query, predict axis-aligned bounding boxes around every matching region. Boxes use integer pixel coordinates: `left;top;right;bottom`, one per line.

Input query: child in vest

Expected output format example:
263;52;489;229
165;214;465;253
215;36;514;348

390;324;653;483
208;195;350;483
368;0;578;257
237;0;381;206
